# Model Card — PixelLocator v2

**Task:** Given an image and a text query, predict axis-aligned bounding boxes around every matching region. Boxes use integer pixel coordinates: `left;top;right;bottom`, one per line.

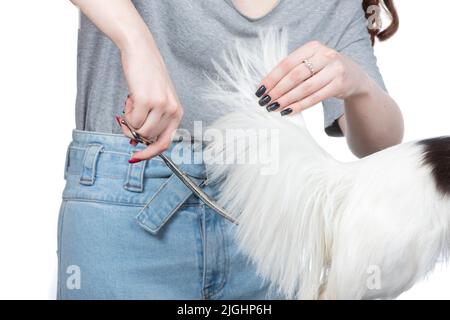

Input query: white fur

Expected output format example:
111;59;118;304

202;28;450;299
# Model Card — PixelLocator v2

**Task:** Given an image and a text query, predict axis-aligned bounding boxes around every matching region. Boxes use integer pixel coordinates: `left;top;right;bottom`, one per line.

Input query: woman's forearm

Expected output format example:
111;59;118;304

339;75;404;158
71;1;184;161
70;0;155;52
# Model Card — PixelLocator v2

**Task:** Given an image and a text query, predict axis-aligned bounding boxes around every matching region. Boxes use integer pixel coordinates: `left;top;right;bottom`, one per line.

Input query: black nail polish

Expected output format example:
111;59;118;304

258;95;271;106
280;108;293;116
255;85;266;98
266;102;280;112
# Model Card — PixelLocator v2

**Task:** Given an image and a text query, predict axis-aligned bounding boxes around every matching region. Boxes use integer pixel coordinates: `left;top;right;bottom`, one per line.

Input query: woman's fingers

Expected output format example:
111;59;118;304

264;52;329;103
134;108;164;142
136;97;182;145
124;93;155;129
256;40;323;97
130;119;180;161
281;78;339;114
117;96;137;139
123;96;139;145
272;65;334;111
118;96;136;137
119;92;183;162
119;93;183;152
124;95;133;114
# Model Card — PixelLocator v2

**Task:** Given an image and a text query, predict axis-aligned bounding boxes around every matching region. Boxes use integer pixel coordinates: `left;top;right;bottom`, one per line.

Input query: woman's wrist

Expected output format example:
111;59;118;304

117;22;156;54
342;64;373;101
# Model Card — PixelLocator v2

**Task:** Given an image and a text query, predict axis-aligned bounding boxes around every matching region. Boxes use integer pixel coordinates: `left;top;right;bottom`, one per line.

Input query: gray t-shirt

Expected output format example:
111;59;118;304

75;0;386;137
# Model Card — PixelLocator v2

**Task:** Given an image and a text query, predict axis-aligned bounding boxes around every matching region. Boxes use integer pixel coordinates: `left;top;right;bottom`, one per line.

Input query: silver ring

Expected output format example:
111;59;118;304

303;59;316;77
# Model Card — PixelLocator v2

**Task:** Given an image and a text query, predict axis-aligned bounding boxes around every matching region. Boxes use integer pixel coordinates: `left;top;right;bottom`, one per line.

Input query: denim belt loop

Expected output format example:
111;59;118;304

123;159;147;193
63;141;73;181
79;143;104;186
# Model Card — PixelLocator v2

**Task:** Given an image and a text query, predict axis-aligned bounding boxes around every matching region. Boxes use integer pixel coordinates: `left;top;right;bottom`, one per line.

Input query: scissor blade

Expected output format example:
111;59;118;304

158;154;238;225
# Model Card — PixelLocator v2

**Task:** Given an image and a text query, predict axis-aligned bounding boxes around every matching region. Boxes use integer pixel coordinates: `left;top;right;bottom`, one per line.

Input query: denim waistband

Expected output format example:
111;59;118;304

61;129;215;235
64;129;207;180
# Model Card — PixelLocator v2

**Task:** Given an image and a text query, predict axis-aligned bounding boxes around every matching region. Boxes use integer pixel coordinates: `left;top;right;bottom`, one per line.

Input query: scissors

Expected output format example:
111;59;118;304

118;116;238;225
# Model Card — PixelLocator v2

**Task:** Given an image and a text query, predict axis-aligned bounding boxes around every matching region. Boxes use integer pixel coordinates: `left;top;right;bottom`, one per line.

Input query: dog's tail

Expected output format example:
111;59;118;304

202;27;351;299
202;27;450;300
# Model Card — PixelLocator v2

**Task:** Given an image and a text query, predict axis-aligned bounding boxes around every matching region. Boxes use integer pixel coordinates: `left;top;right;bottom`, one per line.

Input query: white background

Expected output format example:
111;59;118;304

0;0;449;299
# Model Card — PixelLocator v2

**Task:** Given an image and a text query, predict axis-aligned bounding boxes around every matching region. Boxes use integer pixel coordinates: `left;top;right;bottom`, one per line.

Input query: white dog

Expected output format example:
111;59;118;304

201;28;450;300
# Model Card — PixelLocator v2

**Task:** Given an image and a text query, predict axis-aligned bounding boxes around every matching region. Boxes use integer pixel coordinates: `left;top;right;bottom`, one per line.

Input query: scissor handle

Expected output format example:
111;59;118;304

119;117;155;145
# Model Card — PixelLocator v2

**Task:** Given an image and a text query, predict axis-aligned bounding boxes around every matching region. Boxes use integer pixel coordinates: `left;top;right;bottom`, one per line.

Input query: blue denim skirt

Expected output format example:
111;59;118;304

56;129;281;300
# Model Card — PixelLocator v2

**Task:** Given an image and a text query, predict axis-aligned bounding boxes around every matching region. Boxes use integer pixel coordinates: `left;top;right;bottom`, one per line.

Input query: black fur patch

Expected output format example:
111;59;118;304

418;136;450;196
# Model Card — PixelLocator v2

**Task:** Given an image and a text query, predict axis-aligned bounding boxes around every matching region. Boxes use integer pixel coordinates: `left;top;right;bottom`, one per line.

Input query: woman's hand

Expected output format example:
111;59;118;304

71;0;183;163
255;41;370;115
118;37;184;163
256;40;403;158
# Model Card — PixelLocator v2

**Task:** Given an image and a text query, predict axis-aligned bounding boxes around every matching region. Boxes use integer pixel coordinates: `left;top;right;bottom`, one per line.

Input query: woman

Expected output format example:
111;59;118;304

58;0;403;299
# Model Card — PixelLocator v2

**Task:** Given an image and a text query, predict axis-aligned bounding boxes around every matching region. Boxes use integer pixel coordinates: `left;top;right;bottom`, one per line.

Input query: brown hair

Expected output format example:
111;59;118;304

362;0;399;45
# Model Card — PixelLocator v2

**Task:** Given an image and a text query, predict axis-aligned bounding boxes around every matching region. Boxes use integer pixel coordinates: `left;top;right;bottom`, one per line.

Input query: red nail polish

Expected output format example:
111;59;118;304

115;115;122;126
129;139;138;146
128;157;141;164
